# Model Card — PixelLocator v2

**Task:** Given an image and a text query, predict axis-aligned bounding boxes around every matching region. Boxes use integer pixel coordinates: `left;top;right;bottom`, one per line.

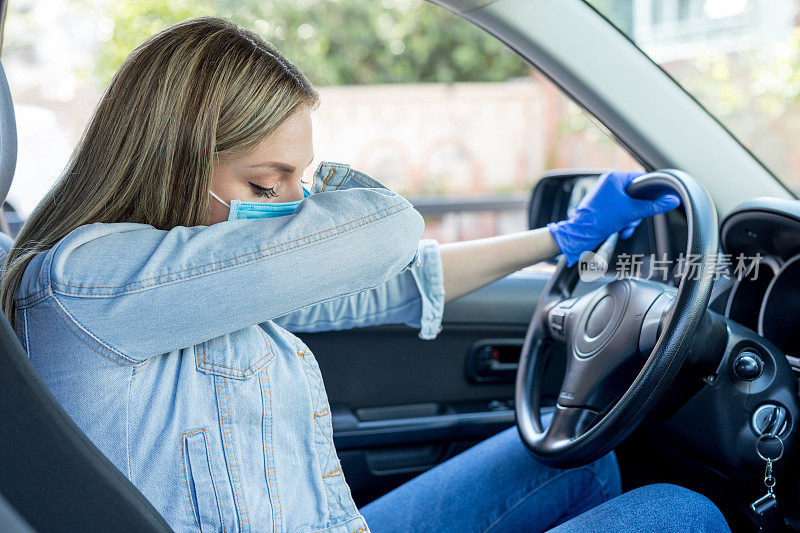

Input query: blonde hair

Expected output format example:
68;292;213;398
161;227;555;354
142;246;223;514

0;16;319;324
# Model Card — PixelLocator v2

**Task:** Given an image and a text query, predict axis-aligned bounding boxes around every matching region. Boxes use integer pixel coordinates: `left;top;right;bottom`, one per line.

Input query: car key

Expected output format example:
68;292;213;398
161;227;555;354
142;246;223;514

751;432;785;532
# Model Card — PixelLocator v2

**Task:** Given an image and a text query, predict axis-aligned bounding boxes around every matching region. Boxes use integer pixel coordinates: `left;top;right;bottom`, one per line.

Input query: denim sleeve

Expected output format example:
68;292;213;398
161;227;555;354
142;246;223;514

272;238;445;340
37;162;425;361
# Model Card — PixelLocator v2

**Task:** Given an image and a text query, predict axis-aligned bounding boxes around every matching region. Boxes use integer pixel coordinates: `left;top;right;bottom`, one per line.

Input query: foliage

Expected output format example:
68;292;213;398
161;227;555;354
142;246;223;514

90;0;217;86
88;0;531;89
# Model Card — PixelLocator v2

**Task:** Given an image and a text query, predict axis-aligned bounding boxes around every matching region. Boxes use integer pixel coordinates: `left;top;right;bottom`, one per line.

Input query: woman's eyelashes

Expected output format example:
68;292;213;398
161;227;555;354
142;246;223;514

249;181;278;198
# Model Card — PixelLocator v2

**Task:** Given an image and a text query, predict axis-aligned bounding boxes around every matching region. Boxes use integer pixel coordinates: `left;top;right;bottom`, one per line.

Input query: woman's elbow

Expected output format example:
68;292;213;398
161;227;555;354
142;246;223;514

298;187;425;281
363;200;425;280
394;204;425;265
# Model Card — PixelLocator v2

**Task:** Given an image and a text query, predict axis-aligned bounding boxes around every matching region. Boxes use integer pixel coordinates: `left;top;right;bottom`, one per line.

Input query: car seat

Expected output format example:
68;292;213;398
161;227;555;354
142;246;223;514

0;60;173;531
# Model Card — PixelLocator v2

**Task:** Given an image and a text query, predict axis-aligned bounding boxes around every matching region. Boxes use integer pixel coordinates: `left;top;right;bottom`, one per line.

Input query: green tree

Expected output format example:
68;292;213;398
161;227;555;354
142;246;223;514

89;0;531;89
91;0;216;86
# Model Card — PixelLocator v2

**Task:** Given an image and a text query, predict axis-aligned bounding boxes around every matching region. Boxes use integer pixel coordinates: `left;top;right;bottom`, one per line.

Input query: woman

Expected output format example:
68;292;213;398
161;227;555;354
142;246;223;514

0;17;728;533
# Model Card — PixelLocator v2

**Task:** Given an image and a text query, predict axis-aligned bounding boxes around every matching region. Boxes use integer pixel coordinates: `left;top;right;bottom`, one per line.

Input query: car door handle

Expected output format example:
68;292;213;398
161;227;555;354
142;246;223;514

465;338;524;383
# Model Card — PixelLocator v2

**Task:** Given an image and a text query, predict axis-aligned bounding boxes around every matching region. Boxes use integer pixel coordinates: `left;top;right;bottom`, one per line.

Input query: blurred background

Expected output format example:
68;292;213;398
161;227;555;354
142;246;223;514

1;0;797;243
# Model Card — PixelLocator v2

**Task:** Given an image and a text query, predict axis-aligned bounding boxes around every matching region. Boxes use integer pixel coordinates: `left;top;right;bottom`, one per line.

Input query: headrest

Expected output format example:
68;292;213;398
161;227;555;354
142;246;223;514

0;61;16;206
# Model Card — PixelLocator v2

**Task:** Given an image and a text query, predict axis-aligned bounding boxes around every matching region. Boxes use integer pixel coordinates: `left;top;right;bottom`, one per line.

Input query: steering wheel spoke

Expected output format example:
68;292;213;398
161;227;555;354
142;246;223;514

541;405;600;451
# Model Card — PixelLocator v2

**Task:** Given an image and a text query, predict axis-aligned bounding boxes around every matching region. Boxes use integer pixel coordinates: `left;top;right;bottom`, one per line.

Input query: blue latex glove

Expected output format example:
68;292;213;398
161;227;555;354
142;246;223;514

547;171;681;267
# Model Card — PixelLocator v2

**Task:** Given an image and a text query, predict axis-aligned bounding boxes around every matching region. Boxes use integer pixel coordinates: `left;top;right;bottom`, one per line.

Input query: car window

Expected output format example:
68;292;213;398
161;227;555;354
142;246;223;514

586;0;800;193
2;0;640;242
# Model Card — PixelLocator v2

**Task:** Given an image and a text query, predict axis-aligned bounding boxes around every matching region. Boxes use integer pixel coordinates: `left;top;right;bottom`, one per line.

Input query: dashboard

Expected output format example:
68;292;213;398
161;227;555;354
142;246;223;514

713;197;800;373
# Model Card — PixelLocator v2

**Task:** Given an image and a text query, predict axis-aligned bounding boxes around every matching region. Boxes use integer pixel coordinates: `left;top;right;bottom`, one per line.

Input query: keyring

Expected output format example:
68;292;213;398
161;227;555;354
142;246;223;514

756;432;784;462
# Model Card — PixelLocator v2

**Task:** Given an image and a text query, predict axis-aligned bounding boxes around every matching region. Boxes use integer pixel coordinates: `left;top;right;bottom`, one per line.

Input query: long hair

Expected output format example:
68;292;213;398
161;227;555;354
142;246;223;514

0;16;319;324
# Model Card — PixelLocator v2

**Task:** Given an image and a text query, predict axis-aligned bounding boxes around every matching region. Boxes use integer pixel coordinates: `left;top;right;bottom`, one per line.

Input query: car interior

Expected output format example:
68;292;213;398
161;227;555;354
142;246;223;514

2;0;800;532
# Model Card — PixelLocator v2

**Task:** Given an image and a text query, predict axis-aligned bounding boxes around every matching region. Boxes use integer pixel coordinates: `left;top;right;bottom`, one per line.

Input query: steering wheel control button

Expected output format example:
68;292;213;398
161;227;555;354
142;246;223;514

547;298;578;339
752;404;789;436
734;351;763;381
548;310;566;338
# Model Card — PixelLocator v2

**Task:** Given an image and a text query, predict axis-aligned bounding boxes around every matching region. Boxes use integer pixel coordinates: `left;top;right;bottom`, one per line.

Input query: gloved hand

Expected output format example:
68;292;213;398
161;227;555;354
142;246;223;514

547;171;681;267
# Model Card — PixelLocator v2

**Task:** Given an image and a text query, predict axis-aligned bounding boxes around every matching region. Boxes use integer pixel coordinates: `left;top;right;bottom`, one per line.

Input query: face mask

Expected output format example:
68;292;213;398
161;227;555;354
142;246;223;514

209;186;311;220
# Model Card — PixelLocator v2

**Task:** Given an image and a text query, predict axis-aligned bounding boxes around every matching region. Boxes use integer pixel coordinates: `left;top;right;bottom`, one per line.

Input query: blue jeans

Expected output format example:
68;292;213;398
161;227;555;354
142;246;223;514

359;418;730;532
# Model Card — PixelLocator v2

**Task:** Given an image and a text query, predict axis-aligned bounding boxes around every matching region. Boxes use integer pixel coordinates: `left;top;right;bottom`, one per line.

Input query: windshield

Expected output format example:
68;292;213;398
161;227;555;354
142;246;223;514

586;0;800;193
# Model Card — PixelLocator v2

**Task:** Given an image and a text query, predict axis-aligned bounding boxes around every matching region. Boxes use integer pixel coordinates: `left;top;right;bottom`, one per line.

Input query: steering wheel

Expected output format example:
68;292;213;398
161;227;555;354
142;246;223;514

515;169;718;468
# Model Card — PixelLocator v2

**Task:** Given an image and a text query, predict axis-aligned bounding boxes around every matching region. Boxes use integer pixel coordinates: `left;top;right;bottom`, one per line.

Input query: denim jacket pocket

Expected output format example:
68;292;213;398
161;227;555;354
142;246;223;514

196;325;276;380
181;428;224;533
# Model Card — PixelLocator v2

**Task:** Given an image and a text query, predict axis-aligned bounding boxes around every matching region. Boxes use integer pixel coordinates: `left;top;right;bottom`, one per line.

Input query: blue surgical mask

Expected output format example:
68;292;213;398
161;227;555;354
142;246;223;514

210;186;311;220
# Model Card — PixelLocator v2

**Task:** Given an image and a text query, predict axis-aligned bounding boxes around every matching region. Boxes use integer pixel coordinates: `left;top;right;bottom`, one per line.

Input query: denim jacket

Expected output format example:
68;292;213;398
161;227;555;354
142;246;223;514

13;161;446;533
